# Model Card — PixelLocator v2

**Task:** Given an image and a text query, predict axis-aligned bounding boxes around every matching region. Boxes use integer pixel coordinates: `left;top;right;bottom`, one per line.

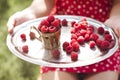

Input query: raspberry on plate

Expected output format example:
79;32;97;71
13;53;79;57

61;19;68;26
51;49;60;59
70;51;78;61
63;41;70;50
97;27;105;35
104;34;112;42
77;36;85;44
22;45;29;53
20;33;26;41
89;41;96;49
71;42;80;52
29;32;35;40
100;40;110;50
90;33;99;41
65;45;73;54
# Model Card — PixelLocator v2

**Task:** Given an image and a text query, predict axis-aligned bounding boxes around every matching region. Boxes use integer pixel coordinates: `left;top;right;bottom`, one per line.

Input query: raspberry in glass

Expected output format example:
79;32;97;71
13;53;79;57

47;15;55;23
49;26;57;33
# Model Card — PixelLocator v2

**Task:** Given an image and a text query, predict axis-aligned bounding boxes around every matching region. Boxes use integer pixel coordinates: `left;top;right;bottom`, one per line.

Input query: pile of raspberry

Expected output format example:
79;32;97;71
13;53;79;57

62;18;115;61
38;15;61;33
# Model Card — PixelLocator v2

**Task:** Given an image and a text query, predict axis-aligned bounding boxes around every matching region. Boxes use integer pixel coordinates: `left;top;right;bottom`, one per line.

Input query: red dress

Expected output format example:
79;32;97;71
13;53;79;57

41;0;120;74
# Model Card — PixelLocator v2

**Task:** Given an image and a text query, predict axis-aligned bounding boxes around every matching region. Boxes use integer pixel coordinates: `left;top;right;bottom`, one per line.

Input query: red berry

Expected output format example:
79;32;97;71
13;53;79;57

71;21;76;27
89;41;96;48
29;32;35;40
71;34;77;40
84;34;90;42
47;15;55;23
70;39;77;45
77;36;85;44
40;25;49;33
49;26;57;33
90;33;99;41
40;19;50;27
104;34;112;42
62;19;68;26
80;29;87;36
100;40;110;50
96;39;102;47
63;41;69;50
71;51;78;61
51;49;60;59
22;45;28;53
104;30;109;34
74;23;80;30
87;25;94;33
98;27;104;35
20;33;26;41
51;18;61;29
65;45;73;54
108;40;115;49
71;42;80;52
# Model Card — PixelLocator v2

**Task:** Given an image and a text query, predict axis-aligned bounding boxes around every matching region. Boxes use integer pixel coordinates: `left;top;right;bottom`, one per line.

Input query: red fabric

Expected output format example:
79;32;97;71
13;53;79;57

41;0;120;74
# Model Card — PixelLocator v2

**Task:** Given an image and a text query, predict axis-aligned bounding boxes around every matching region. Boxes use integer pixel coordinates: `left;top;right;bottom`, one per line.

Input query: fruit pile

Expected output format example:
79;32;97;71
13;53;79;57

62;18;115;61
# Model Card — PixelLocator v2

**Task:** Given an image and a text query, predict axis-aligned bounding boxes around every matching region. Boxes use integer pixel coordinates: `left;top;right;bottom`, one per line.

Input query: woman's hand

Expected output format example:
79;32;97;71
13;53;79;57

104;16;120;45
7;9;36;34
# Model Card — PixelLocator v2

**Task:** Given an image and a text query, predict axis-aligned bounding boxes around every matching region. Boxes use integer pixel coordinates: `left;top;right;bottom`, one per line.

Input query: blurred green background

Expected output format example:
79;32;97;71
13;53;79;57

0;0;39;80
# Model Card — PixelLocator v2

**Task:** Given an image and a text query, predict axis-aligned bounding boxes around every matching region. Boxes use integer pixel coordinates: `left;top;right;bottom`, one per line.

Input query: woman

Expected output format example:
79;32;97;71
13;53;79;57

7;0;120;80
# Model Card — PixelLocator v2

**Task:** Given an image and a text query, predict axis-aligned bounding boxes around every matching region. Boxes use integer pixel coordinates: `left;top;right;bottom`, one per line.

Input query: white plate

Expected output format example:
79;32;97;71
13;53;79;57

6;15;118;67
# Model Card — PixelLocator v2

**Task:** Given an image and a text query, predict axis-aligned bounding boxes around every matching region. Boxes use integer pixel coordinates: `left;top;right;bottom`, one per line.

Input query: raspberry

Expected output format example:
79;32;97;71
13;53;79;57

49;26;57;33
77;36;85;44
70;28;76;34
70;39;77;45
97;27;104;35
96;39;102;47
108;40;115;49
71;42;80;52
89;41;96;48
29;32;35;40
22;45;28;53
51;18;61;29
40;19;50;27
104;30;110;34
87;25;94;33
90;33;99;41
104;34;112;42
71;51;78;61
84;34;90;42
100;40;110;50
40;25;49;33
71;34;77;40
20;33;26;41
79;21;87;29
65;45;73;54
51;49;60;59
61;19;68;26
80;29;87;36
47;15;55;23
71;21;76;27
63;41;69;50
